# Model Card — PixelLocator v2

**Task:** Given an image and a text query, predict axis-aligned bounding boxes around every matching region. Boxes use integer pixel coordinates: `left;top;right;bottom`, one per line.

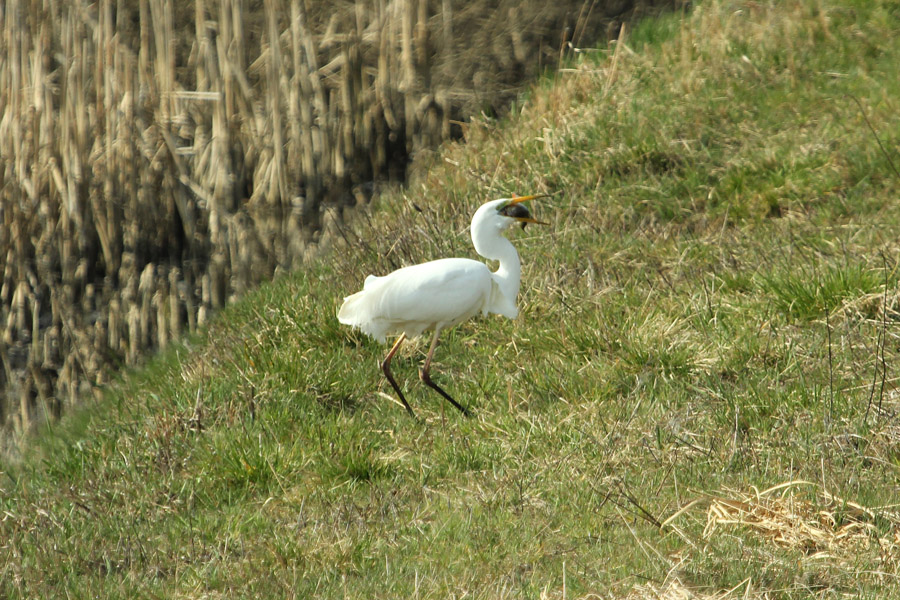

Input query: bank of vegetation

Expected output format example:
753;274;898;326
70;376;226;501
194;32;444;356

0;0;666;448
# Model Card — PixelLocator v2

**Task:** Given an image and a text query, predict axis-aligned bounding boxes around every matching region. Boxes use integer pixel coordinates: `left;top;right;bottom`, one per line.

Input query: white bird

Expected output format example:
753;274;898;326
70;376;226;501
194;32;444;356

338;194;548;417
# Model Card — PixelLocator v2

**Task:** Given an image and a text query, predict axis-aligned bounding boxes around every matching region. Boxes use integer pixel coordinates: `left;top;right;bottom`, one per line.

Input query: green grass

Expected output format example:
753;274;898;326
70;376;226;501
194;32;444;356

3;0;900;597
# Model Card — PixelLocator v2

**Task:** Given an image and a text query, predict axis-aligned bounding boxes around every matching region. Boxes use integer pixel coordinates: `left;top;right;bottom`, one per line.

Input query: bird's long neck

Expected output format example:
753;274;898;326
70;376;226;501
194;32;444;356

472;226;521;301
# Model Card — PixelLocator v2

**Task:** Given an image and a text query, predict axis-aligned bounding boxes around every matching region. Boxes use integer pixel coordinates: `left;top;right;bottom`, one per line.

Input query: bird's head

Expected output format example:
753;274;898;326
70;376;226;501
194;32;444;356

477;194;549;232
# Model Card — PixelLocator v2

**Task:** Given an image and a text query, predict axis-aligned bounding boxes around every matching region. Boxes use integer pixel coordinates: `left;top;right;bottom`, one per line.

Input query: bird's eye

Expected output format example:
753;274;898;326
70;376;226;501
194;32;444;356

499;203;530;219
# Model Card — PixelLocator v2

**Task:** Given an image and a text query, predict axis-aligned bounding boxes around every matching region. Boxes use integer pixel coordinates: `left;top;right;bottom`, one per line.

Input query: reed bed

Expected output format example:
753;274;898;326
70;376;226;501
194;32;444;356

0;0;670;451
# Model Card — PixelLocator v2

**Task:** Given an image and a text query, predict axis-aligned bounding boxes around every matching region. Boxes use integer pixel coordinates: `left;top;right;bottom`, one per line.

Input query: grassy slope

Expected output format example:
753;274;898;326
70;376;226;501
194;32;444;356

3;0;900;597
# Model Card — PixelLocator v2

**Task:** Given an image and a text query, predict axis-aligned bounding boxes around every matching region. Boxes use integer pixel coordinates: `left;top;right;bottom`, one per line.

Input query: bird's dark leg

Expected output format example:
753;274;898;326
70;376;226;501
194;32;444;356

381;333;415;417
421;329;471;417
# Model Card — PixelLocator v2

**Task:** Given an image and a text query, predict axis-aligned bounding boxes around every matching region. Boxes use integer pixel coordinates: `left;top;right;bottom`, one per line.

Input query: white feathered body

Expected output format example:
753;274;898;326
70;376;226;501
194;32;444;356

338;198;528;344
337;257;517;343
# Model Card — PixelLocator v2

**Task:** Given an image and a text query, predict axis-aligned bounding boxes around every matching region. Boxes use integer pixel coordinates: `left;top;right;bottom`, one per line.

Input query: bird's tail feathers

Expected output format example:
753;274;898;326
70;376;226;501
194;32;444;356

337;290;368;325
338;290;388;342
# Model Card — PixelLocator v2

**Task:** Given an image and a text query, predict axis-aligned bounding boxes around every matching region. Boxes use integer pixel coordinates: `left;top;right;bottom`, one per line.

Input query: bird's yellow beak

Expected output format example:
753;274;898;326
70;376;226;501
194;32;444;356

508;193;549;205
509;194;550;226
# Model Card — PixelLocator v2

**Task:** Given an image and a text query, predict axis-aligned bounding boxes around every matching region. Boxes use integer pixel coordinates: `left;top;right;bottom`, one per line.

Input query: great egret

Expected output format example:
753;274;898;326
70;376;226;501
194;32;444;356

338;194;547;417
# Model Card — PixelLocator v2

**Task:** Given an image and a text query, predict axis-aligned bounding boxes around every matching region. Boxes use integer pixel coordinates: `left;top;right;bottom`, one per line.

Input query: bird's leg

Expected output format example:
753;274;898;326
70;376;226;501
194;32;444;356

421;329;471;417
381;333;415;418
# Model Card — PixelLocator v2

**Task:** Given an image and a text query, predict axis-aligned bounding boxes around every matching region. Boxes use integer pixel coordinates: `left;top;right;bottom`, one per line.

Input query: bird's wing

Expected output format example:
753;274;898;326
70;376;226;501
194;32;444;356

341;258;488;339
375;258;493;322
338;258;495;340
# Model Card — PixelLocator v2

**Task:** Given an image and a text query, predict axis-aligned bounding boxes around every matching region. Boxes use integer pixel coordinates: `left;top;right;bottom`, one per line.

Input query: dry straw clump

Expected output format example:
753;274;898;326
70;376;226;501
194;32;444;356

0;0;673;454
700;482;900;564
623;574;766;600
661;481;900;594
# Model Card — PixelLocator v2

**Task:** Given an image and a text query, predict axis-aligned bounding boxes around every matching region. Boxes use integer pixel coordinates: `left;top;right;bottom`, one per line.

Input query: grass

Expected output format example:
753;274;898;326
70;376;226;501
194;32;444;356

3;0;900;597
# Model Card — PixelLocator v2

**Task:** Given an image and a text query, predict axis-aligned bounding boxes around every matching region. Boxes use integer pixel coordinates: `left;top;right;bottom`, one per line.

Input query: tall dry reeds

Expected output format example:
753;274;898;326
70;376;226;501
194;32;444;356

0;0;671;451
